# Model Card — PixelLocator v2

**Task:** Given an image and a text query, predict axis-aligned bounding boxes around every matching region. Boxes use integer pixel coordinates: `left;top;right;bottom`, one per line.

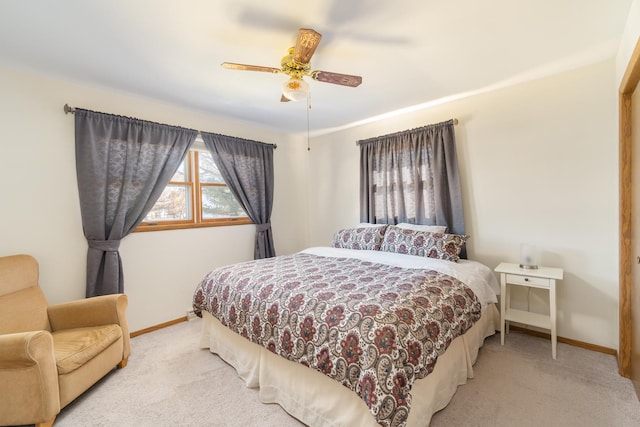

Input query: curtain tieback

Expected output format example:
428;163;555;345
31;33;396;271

88;239;120;252
256;223;271;232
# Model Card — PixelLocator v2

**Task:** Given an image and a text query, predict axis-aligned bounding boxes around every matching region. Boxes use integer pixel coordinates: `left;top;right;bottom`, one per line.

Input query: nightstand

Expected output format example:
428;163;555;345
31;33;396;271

494;262;564;359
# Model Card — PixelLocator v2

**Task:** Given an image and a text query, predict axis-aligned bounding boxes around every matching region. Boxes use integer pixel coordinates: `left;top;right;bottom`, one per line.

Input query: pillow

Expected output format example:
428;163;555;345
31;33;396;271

331;225;388;251
380;225;468;262
396;222;447;233
358;223;388;228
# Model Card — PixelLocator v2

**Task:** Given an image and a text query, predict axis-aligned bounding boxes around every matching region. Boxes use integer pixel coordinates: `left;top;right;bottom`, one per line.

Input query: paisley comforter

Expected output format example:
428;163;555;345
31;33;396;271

192;250;482;427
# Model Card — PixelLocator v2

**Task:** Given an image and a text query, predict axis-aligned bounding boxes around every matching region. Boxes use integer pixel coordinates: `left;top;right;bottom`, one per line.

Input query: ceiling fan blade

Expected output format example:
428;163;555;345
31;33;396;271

293;28;322;64
221;62;281;74
280;94;290;102
312;71;362;87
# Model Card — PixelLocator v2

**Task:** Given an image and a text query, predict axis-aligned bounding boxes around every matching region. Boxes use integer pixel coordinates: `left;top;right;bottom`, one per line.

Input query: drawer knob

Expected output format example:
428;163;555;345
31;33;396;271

524;277;529;282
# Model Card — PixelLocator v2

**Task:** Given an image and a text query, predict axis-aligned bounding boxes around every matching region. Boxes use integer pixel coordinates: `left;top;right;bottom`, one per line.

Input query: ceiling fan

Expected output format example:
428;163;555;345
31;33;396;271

221;28;362;102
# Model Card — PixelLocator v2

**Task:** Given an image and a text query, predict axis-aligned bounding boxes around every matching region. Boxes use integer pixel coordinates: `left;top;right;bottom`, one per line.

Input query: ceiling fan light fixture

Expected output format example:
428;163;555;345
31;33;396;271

282;77;309;101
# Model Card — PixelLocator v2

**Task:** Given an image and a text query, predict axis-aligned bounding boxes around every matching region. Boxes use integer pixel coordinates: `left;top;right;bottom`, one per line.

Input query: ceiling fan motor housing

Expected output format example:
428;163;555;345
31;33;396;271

281;48;310;79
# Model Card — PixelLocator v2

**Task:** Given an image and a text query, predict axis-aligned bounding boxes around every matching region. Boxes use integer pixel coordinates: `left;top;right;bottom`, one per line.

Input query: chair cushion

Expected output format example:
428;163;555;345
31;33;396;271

52;325;122;374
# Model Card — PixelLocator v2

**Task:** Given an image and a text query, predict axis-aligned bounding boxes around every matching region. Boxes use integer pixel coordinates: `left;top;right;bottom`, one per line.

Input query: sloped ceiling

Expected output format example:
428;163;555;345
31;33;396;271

0;0;633;134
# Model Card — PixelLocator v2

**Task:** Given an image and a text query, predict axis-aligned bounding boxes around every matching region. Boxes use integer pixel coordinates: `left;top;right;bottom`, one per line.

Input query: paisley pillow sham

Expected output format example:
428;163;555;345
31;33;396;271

331;225;388;251
380;225;468;262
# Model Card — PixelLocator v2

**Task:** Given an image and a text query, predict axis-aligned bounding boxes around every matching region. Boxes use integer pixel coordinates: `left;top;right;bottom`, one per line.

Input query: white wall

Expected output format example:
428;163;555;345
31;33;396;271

617;0;640;84
308;60;619;349
0;56;621;348
0;64;309;332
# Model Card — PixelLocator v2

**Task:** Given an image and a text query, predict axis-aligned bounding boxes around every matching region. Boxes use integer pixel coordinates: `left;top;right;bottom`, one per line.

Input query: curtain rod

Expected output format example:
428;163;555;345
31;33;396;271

355;118;459;146
63;104;277;149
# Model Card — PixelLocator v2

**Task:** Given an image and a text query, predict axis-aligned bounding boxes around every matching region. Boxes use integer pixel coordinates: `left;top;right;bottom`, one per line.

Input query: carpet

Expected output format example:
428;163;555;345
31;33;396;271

53;318;640;427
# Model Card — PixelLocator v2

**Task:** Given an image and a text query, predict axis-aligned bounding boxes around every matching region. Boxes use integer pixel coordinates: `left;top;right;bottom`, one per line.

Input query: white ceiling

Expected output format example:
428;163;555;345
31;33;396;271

0;0;633;135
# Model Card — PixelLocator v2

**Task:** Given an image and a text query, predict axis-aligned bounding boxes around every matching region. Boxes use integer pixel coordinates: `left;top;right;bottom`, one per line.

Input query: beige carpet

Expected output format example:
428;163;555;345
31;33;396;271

53;318;640;427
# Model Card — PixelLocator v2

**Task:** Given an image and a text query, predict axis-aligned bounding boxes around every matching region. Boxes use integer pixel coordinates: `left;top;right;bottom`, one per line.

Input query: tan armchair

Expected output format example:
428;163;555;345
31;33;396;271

0;254;130;427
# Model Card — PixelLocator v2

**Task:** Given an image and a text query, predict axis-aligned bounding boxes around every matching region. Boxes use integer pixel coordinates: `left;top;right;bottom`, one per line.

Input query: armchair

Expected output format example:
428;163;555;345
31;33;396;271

0;254;130;427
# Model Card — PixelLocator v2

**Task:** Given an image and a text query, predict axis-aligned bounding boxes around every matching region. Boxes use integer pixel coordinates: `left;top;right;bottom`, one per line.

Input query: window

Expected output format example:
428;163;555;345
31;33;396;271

372;157;434;224
360;120;462;231
136;150;251;231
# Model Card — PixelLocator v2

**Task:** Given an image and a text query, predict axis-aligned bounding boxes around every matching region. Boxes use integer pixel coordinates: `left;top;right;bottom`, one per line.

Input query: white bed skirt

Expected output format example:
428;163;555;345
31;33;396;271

200;304;500;427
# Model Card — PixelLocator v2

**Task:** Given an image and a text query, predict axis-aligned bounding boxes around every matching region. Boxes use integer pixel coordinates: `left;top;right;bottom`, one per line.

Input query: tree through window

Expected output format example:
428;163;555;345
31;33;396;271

137;150;251;231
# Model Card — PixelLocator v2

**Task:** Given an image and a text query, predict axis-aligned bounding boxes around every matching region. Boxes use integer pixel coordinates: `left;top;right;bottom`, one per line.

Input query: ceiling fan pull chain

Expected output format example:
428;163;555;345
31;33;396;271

307;94;311;151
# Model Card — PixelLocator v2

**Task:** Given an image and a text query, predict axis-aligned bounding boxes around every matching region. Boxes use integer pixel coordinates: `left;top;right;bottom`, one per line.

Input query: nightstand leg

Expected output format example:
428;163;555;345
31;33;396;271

500;273;506;345
550;280;557;359
505;283;511;334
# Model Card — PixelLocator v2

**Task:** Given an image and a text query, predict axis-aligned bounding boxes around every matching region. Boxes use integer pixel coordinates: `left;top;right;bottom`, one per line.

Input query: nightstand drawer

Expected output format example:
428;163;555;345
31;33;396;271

505;274;550;288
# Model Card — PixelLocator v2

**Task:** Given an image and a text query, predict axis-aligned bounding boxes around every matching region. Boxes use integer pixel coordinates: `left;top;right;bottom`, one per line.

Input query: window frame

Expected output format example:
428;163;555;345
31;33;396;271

135;149;252;232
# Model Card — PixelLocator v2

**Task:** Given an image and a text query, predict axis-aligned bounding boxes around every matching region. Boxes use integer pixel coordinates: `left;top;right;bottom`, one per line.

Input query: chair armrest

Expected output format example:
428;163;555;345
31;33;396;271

0;331;60;424
0;330;56;367
48;294;130;359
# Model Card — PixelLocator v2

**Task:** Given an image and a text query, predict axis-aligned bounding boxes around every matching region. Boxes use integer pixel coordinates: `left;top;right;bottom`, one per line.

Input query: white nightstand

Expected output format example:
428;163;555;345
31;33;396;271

494;262;564;359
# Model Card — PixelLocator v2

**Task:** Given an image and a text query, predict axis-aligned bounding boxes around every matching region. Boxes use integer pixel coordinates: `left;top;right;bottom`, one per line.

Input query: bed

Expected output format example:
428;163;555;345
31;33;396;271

193;225;500;427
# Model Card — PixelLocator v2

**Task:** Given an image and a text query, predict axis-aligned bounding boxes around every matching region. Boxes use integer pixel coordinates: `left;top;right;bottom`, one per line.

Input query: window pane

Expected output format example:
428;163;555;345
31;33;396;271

199;151;225;184
202;186;246;219
144;184;192;221
170;157;188;182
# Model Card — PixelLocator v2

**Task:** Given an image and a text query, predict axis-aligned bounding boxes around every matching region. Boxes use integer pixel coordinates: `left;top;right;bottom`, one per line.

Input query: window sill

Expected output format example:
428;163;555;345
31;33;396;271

134;218;253;232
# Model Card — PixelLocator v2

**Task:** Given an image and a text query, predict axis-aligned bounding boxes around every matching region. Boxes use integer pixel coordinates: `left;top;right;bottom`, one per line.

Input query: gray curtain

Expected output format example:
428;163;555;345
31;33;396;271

201;132;276;259
75;109;196;296
359;119;465;255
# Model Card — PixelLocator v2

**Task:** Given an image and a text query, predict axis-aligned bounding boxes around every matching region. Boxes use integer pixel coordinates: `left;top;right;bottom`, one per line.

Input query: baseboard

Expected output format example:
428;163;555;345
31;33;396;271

130;316;188;338
508;325;617;356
